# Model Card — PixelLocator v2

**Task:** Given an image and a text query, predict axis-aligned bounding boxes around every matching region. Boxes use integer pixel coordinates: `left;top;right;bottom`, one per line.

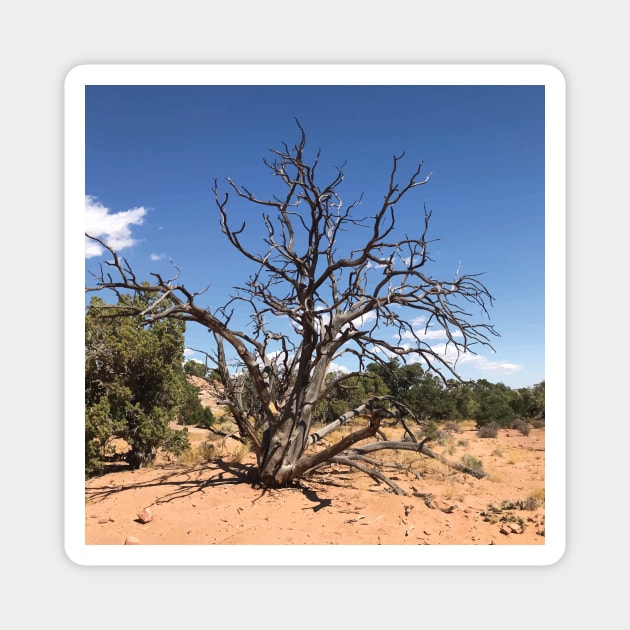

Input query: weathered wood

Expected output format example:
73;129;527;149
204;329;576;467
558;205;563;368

348;440;486;479
419;445;486;479
330;456;406;495
306;404;369;446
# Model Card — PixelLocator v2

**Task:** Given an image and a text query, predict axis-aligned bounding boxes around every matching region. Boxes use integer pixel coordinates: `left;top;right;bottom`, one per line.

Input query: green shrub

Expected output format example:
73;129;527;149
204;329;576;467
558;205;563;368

161;427;191;458
178;380;215;428
461;454;484;472
423;419;440;441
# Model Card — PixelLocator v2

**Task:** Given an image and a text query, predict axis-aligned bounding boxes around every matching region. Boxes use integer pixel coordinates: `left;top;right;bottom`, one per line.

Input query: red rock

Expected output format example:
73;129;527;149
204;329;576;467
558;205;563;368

136;507;153;523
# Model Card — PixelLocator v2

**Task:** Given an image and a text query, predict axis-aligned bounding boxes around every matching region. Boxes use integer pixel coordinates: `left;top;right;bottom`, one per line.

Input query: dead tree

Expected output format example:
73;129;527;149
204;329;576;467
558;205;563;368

86;121;498;491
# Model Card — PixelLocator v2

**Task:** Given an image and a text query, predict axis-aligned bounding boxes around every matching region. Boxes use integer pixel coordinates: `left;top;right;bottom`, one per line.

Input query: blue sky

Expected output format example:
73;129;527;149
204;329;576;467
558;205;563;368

84;81;546;389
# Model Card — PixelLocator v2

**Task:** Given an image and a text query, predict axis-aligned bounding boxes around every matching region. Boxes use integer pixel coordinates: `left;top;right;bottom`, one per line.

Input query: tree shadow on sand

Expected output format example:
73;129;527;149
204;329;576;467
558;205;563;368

85;458;258;505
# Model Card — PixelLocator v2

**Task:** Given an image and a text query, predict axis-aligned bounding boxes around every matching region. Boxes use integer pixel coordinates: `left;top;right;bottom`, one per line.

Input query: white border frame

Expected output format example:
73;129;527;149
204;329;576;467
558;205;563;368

65;64;565;566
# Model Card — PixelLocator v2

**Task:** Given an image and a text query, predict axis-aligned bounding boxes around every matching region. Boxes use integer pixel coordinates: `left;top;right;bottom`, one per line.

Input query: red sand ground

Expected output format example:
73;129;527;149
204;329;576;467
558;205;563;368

86;408;545;547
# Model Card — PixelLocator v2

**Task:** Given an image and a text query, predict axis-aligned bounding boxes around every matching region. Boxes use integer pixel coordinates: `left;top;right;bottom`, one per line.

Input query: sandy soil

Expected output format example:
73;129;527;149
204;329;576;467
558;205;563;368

85;395;545;547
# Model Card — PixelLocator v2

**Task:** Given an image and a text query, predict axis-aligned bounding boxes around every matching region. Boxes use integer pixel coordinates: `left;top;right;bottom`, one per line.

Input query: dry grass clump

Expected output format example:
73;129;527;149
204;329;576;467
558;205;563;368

176;440;216;466
506;448;527;465
512;419;531;436
485;471;504;483
477;422;499;438
459;419;477;431
442;421;463;434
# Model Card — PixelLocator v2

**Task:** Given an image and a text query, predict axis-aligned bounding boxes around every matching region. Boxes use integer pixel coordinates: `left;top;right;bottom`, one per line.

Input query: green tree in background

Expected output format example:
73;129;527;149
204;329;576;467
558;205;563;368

85;294;193;475
184;359;209;378
366;359;425;399
177;378;216;429
470;379;517;428
317;370;390;424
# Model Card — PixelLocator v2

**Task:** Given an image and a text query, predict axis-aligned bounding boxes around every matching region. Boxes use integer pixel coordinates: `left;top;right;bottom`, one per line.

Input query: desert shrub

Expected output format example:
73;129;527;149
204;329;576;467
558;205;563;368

177;439;215;466
198;440;216;460
435;430;453;445
191;405;215;429
477;422;499;438
461;454;484;472
160;427;191;457
521;496;540;510
230;441;251;464
423;419;440;441
512;419;531;436
443;421;463;433
531;418;545;429
176;448;201;466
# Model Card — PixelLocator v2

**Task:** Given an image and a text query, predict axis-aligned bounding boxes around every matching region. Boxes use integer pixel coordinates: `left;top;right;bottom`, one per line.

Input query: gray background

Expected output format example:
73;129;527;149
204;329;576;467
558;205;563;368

4;1;621;626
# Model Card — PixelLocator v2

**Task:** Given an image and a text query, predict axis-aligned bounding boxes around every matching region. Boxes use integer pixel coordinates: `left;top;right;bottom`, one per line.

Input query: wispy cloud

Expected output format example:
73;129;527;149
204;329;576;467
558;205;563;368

85;195;148;259
369;338;523;381
459;354;523;376
327;362;350;374
399;328;459;341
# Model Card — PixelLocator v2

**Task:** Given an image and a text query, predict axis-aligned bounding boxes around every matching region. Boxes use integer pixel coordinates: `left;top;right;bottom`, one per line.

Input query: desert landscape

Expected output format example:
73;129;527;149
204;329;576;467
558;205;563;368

85;380;545;547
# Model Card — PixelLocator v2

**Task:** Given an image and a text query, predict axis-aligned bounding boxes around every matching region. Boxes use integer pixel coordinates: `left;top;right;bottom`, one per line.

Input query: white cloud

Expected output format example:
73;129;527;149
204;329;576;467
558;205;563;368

355;311;377;328
369;336;524;381
265;349;289;366
477;359;523;375
327;362;350;374
85;195;148;259
150;253;165;261
433;348;524;377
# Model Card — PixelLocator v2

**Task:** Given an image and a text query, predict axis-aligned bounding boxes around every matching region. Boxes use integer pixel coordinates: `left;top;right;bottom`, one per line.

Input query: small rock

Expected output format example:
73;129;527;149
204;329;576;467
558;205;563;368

124;536;140;545
136;507;153;524
499;521;524;535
